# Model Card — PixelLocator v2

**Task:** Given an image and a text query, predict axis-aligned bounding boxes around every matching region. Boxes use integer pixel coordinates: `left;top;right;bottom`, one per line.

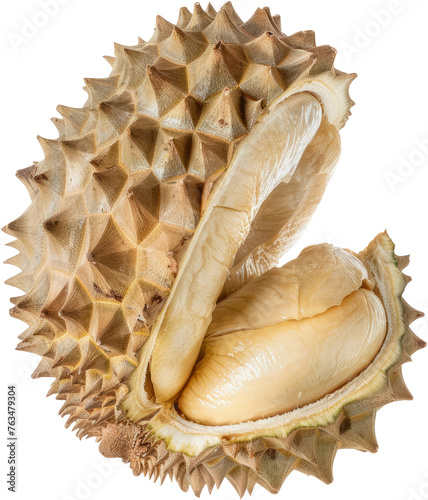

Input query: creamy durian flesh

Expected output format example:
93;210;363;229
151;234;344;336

179;245;387;426
4;2;424;497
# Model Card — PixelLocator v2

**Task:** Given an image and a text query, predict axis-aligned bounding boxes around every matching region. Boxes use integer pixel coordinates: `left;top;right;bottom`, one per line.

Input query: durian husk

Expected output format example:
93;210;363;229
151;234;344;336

99;232;425;497
4;2;356;441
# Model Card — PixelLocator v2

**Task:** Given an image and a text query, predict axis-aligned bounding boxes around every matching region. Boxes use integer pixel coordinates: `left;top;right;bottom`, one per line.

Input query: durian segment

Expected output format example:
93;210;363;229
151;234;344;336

179;288;386;426
126;92;323;410
208;244;371;340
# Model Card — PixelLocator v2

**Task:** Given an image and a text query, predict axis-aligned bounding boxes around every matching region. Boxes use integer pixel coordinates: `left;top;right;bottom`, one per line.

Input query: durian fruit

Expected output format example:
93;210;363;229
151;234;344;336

3;2;424;497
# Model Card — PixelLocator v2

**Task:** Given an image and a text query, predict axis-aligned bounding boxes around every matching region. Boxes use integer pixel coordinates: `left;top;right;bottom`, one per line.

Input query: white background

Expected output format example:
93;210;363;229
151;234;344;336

1;1;427;499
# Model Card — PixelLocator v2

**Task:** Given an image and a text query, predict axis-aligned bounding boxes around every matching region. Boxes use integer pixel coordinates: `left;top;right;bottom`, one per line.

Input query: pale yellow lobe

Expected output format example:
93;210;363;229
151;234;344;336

178;288;387;426
206;244;372;341
221;117;342;298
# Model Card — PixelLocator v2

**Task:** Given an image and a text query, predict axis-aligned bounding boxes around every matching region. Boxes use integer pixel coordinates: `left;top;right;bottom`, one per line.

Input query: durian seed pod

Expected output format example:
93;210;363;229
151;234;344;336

4;2;424;497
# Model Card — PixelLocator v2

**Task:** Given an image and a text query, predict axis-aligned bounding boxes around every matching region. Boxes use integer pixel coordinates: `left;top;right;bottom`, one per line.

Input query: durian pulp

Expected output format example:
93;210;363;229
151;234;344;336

124;91;345;420
221;104;341;298
178;245;387;426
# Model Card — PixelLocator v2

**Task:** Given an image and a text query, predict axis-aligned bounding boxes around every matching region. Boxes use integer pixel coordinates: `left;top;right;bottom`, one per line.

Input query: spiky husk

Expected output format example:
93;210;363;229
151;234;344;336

98;233;425;496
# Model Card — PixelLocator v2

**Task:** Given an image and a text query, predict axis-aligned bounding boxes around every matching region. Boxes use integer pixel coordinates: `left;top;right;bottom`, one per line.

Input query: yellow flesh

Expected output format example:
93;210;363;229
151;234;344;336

179;288;387;426
206;244;372;343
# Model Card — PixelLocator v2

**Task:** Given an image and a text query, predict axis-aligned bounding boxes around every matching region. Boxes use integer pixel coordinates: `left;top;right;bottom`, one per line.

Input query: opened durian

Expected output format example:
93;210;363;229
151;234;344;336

4;2;425;496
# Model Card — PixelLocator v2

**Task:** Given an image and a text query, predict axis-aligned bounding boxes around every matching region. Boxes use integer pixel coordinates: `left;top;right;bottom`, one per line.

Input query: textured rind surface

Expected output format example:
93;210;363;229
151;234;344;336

98;233;425;496
4;2;355;441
